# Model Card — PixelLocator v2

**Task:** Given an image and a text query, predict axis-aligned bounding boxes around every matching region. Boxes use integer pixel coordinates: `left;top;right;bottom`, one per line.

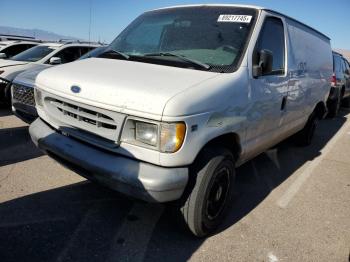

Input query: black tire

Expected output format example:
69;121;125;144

295;113;318;146
0;83;12;107
180;147;235;237
342;96;350;108
327;93;340;118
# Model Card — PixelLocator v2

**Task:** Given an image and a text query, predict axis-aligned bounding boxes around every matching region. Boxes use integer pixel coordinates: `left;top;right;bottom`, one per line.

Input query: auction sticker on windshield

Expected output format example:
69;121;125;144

218;15;252;23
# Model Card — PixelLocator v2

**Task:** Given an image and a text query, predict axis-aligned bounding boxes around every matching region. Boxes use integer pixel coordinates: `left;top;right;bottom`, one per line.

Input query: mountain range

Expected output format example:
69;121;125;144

0;26;81;41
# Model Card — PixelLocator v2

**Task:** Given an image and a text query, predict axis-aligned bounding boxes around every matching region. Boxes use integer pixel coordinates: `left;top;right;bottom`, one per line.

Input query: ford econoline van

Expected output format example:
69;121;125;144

29;5;332;236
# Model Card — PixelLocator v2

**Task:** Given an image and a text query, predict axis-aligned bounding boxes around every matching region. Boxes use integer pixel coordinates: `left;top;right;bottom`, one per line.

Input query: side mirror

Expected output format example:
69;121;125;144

253;49;273;78
49;57;62;65
0;53;7;59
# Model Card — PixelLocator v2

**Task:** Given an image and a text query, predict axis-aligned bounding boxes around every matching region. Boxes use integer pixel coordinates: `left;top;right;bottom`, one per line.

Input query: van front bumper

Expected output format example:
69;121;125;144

29;118;189;203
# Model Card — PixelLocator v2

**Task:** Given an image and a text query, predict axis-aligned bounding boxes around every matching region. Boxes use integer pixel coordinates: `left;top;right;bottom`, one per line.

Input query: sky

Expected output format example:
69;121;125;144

1;0;349;49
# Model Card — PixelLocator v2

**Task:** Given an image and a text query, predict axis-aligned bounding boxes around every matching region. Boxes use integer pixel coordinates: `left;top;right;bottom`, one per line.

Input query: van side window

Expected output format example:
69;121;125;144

255;17;285;75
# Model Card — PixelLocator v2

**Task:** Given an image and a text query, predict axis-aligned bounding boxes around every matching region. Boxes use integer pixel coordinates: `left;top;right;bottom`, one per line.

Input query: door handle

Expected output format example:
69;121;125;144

281;96;287;111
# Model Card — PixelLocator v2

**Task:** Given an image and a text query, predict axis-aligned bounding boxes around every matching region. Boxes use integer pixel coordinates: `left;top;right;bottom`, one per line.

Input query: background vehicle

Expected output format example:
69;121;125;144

29;5;332;237
0;41;100;105
11;45;107;123
0;41;39;59
327;52;350;117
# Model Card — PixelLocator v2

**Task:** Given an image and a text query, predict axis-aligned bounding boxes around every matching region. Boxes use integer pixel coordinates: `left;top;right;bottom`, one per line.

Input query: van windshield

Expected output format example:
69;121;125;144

108;6;257;72
11;45;57;62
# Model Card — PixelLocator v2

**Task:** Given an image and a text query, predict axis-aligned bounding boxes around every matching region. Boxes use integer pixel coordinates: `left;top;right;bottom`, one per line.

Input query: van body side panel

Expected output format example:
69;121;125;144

285;17;332;123
233;11;332;164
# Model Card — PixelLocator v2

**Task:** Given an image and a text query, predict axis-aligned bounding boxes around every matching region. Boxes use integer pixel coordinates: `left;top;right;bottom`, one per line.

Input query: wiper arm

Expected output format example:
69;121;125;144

100;49;130;60
144;52;210;70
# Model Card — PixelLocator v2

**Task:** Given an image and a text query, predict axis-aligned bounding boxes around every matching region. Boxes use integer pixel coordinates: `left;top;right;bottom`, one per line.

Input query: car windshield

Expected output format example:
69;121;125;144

11;45;57;62
107;6;257;72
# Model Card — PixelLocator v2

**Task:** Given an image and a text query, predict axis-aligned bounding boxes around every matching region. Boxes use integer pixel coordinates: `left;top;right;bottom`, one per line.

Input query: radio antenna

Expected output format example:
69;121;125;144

88;0;92;43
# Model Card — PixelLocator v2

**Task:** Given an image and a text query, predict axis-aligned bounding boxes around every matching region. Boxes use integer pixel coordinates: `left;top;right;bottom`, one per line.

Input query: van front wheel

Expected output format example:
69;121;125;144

180;147;235;237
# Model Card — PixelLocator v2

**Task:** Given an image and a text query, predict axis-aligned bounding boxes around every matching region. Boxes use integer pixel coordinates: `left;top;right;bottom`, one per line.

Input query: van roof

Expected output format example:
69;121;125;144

153;4;264;10
152;4;330;41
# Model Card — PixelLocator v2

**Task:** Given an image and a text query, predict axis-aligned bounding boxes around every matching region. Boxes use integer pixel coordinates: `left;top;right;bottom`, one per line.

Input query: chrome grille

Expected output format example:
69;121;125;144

45;96;126;147
51;99;117;130
12;84;35;106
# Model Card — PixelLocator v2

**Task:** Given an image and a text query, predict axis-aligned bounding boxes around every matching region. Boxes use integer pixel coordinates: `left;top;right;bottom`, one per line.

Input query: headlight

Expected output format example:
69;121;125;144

34;88;43;106
135;122;158;146
160;123;186;153
121;119;186;153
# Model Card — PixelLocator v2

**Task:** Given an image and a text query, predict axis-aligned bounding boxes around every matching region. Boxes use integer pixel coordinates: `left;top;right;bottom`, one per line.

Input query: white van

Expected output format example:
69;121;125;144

29;5;332;236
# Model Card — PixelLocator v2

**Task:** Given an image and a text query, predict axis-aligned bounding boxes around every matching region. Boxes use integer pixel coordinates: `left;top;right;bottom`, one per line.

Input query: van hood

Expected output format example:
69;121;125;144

36;58;220;117
0;59;28;68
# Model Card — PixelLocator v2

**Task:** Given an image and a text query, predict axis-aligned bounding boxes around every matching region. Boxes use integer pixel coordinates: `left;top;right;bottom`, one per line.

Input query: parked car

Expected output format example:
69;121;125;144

29;5;332;236
0;41;100;105
327;52;350;117
11;45;107;123
0;40;39;59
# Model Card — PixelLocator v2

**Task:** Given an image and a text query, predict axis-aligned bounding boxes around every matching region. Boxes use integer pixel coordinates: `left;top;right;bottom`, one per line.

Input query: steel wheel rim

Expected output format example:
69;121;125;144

205;165;231;221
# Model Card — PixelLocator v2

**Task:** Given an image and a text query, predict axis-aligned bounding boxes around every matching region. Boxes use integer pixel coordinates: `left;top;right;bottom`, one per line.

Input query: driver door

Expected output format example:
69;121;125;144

245;15;289;158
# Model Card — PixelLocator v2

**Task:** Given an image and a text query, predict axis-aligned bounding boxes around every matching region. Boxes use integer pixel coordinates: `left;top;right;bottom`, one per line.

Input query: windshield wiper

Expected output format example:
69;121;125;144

144;52;210;70
100;49;130;60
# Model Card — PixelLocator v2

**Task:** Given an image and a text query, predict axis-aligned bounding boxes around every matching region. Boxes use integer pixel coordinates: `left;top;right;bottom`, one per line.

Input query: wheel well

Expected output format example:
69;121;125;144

200;133;241;161
314;101;327;119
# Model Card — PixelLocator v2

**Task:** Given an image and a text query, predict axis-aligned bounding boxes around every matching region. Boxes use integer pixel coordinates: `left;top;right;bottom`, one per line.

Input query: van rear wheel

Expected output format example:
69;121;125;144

342;97;350;108
180;147;235;237
328;93;340;118
295;113;318;146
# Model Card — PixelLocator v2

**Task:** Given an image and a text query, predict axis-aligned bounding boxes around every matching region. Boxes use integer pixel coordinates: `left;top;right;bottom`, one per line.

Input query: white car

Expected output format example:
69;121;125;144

11;45;107;122
0;41;100;104
0;40;39;59
29;5;332;236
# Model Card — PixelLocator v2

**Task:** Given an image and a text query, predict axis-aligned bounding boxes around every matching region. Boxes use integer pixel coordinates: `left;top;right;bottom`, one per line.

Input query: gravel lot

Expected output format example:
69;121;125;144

0;107;349;262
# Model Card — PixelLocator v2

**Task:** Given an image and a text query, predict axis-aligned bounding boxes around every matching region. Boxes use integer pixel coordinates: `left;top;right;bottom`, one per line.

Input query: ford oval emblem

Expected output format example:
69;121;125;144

71;85;81;93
